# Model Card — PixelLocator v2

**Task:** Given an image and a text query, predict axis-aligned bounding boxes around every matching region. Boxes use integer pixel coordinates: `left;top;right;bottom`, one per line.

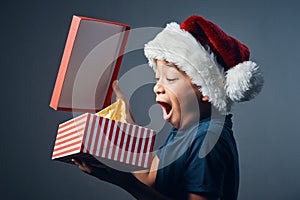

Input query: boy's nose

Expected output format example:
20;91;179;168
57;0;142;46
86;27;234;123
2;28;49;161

153;83;165;95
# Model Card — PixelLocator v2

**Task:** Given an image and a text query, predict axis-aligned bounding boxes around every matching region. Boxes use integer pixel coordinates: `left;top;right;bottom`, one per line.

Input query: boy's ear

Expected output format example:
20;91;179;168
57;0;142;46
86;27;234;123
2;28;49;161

202;95;209;102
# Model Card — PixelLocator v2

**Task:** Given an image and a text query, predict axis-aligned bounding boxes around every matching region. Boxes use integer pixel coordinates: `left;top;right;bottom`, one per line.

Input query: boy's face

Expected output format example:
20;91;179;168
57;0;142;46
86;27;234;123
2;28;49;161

154;60;202;129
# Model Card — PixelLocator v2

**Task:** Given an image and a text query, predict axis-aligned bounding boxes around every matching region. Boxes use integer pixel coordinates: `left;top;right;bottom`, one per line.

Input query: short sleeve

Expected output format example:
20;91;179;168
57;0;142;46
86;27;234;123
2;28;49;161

184;131;231;198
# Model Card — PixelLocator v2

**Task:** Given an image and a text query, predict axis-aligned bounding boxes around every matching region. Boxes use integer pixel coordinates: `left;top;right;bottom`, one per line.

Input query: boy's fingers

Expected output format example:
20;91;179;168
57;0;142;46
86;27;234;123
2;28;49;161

112;80;129;105
72;159;91;173
81;162;92;173
112;80;135;123
112;80;119;90
72;158;81;166
113;80;123;97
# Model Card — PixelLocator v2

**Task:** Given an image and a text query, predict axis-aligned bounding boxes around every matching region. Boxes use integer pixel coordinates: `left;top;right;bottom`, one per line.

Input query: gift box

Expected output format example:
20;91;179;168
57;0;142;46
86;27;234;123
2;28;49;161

50;15;130;112
49;16;157;170
52;113;156;169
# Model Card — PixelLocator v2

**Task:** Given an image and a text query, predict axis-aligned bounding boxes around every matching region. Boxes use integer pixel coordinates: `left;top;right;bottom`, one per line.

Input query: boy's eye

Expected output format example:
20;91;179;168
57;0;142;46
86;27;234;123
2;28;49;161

166;78;178;82
154;77;178;82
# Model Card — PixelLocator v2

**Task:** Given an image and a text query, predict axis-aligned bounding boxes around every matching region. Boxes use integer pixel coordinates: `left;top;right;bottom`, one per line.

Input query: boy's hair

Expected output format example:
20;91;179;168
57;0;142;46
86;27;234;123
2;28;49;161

144;15;263;114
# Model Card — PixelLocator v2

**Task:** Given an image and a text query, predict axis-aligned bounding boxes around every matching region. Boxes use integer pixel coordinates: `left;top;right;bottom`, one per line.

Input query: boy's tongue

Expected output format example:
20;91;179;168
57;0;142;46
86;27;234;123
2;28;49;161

159;102;172;120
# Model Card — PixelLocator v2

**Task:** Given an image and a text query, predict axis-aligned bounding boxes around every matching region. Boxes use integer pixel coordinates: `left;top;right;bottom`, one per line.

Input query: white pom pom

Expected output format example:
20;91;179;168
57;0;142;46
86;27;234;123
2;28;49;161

225;61;264;102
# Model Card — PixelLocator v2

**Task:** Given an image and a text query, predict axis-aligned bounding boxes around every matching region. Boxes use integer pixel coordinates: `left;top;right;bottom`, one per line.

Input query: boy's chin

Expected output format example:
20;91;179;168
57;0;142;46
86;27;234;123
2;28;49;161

167;118;180;129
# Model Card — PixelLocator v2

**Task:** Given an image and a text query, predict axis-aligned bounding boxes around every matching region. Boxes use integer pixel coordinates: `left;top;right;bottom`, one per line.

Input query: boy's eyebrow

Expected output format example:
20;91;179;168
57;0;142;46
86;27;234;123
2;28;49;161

165;62;177;68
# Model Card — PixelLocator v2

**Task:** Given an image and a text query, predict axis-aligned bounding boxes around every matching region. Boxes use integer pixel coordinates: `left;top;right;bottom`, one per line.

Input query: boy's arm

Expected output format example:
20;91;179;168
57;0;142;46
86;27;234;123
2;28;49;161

188;194;218;200
72;158;214;200
72;158;171;200
134;155;159;186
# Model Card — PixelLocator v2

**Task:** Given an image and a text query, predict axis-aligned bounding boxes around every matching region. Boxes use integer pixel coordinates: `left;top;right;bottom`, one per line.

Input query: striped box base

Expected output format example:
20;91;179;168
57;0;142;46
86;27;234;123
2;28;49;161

52;113;156;169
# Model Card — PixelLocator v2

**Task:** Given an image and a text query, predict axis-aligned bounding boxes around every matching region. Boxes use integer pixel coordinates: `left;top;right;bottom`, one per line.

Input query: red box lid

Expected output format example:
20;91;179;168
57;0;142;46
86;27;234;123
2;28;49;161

50;15;130;112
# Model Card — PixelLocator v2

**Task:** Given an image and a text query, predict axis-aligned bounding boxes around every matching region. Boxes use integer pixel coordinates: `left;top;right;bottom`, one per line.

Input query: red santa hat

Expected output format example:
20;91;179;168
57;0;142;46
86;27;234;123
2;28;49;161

144;15;263;114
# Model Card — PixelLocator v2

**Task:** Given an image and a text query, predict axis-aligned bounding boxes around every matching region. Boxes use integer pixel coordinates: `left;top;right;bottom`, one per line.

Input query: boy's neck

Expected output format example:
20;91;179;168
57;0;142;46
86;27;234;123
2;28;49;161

177;102;212;130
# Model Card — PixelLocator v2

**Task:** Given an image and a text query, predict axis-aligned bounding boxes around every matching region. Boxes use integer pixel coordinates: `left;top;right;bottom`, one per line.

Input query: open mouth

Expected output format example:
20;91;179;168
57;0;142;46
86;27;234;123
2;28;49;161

157;101;172;120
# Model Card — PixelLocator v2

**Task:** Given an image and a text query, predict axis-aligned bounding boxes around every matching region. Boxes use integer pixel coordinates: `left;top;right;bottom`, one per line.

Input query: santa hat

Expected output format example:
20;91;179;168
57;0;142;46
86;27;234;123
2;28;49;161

144;15;263;114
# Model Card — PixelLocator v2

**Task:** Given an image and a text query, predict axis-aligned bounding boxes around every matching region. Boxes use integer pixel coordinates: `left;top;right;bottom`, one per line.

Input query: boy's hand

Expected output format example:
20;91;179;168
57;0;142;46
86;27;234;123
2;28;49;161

112;80;128;104
71;158;117;183
71;158;131;188
112;80;135;124
72;159;93;174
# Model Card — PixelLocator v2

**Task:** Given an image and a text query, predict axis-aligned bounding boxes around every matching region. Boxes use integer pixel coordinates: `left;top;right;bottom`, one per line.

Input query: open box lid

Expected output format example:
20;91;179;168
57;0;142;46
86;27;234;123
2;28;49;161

50;15;130;112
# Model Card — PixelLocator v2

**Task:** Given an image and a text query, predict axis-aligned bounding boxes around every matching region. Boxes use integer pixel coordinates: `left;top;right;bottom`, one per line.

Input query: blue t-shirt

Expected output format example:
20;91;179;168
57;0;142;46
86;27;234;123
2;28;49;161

154;114;239;200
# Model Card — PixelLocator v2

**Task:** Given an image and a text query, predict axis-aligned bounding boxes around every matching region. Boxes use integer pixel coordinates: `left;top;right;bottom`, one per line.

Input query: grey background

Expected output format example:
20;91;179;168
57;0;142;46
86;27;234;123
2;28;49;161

1;0;300;199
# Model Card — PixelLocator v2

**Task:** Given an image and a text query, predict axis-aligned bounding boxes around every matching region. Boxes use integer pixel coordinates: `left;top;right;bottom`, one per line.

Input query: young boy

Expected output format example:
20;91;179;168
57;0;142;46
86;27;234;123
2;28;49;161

72;15;263;200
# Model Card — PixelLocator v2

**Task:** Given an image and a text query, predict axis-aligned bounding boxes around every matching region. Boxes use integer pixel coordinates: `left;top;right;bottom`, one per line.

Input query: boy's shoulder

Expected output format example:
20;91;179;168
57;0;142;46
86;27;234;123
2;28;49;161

184;114;234;155
194;114;233;138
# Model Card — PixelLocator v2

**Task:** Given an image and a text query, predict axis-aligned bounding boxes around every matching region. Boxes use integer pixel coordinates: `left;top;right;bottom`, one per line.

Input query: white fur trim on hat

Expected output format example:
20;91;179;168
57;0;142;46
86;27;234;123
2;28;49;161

144;22;228;114
225;61;264;102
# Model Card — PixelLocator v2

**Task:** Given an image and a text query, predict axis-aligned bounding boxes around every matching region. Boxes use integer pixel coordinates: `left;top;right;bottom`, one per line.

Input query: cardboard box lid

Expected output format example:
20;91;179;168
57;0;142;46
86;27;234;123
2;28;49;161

50;15;130;112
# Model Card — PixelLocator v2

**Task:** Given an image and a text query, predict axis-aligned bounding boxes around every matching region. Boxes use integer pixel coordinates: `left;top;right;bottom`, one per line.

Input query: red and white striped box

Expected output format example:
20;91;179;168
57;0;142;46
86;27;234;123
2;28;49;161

52;113;156;169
